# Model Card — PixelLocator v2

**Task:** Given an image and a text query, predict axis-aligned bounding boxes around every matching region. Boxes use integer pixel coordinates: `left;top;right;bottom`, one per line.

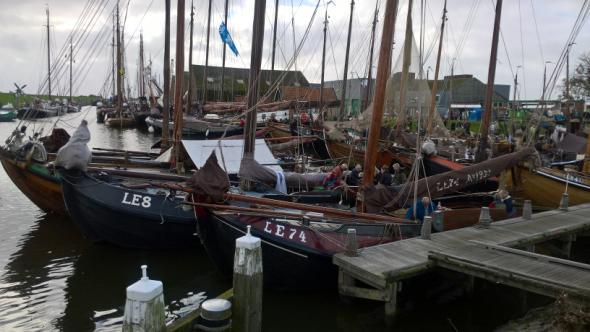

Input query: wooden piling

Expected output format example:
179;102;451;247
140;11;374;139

233;226;262;332
345;228;358;256
421;216;432;240
560;193;569;211
478;207;492;228
523;200;532;220
123;265;166;332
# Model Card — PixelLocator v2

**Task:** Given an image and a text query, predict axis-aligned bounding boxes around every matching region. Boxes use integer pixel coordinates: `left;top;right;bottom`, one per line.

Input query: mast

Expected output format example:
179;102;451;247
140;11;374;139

243;0;267;158
162;0;171;147
364;3;379;111
270;0;279;86
476;0;503;162
187;0;194;114
111;13;116;99
220;0;229;101
426;0;447;136
172;0;186;170
362;0;399;192
69;40;73;103
46;7;52;99
139;32;145;97
319;6;329;121
116;1;122;115
339;0;355;121
203;0;212;104
394;0;414;138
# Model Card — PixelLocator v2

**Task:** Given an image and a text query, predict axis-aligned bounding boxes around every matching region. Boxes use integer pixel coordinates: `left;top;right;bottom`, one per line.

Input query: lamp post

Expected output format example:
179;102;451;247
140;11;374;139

426;66;432;81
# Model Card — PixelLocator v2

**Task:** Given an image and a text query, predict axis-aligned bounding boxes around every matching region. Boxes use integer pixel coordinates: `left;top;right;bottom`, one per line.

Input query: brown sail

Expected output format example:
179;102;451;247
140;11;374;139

364;147;537;213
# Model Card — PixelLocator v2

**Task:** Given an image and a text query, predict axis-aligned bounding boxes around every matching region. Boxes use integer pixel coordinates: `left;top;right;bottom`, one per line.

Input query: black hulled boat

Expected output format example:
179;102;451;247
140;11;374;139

60;169;199;249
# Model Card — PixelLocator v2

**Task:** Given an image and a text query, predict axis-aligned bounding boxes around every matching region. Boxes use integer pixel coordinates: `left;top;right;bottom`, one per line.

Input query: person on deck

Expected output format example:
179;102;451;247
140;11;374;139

405;196;436;222
391;163;407;185
489;189;517;218
378;164;392;186
323;163;347;190
346;164;362;186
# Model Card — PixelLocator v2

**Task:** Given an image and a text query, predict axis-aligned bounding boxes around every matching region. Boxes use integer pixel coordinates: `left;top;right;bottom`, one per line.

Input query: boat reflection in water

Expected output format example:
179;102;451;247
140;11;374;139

0;213;227;331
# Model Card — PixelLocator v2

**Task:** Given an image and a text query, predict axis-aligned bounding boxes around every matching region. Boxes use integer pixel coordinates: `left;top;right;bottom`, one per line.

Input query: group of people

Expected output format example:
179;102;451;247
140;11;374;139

321;162;408;190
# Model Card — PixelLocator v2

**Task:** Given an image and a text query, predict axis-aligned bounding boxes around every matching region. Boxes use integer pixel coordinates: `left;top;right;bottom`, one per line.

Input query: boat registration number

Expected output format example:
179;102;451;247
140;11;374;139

121;192;152;208
263;221;307;243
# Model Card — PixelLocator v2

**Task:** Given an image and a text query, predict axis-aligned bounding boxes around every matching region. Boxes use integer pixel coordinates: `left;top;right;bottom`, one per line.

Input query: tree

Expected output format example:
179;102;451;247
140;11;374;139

563;52;590;100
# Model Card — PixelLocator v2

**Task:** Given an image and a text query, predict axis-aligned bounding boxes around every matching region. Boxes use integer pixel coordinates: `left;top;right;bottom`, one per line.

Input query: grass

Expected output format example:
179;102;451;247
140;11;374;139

0;92;100;107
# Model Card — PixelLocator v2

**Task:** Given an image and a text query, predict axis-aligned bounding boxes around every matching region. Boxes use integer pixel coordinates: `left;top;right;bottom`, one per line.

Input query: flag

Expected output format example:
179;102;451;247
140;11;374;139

219;21;239;56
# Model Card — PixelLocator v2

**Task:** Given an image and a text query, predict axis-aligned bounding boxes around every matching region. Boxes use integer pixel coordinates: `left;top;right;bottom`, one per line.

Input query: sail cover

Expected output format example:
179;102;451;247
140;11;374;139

364;147;537;213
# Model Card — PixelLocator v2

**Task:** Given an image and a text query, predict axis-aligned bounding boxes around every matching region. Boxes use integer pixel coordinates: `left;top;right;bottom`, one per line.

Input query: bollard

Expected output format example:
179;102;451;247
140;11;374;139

123;265;165;332
421;216;432;240
522;200;532;220
432;209;445;232
345;228;358;256
197;299;232;331
478;207;492;228
559;192;569;211
233;226;262;332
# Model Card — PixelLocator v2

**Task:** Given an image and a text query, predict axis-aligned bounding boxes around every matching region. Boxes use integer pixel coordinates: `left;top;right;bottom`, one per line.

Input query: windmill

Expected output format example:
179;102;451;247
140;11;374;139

12;83;27;108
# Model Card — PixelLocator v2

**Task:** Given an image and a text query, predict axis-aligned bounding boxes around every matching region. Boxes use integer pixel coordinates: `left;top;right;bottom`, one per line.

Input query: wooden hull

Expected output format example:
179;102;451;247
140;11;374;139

105;117;136;127
326;140;395;166
0;158;66;214
507;166;590;209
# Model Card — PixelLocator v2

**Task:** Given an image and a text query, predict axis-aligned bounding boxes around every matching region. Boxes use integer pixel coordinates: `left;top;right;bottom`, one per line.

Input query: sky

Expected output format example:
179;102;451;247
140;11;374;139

0;0;588;100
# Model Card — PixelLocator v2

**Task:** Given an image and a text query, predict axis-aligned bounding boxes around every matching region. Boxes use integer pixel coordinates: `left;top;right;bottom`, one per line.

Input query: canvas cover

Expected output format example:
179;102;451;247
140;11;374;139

188;152;230;202
363;147;537;213
556;133;587;154
55;120;92;171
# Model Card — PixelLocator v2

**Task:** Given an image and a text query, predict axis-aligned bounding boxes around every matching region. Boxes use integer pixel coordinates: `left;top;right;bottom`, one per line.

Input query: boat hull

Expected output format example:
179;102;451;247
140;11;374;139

60;170;199;249
0;158;66;214
0;110;16;122
145;117;244;138
508;166;590;209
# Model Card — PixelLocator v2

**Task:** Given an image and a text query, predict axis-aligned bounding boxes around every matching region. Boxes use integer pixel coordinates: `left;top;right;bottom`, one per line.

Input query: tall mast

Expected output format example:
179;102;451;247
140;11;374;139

46;7;52;99
111;13;116;99
162;0;171;147
476;0;503;162
339;0;355;121
139;32;145;97
172;0;186;170
243;0;266;158
426;0;447;136
394;0;414;138
364;4;379;111
362;0;399;191
203;0;212;104
116;1;122;114
319;6;329;121
220;0;229;101
187;0;194;114
69;40;73;103
270;0;279;86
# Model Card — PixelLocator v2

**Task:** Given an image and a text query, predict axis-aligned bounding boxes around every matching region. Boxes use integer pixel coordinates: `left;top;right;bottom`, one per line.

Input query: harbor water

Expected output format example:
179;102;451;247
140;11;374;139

0;107;588;331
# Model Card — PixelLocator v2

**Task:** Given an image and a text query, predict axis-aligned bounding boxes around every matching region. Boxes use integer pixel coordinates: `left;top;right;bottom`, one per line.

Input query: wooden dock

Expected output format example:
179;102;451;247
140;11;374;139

333;203;590;315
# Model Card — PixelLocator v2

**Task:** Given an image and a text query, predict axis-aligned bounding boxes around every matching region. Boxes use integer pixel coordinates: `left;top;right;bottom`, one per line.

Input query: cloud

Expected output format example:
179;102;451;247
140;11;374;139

0;0;587;101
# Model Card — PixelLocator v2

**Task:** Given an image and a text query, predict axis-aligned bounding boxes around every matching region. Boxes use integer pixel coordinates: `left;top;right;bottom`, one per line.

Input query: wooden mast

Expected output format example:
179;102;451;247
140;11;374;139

111;13;116;99
139;32;145;97
426;0;447;137
116;1;122;116
46;7;52;99
394;0;414;139
243;0;266;158
270;0;279;86
202;0;212;104
339;0;355;121
476;0;503;162
172;0;185;170
364;3;379;111
162;0;171;148
187;0;195;114
361;0;399;199
220;0;229;101
69;40;73;103
319;5;329;122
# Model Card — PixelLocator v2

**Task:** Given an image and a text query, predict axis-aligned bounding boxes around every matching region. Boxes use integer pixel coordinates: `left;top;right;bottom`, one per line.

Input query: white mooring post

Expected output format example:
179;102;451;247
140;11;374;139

233;226;262;332
560;192;569;211
123;265;165;332
421;216;432;240
522;200;532;220
345;228;359;256
478;207;492;228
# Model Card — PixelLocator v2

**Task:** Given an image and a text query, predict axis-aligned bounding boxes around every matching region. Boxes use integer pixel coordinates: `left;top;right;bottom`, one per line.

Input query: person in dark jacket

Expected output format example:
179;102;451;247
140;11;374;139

378;164;392;186
346;164;362;186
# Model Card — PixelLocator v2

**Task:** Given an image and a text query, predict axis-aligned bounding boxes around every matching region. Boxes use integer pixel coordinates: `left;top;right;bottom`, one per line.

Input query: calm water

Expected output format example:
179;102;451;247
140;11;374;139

0;107;588;331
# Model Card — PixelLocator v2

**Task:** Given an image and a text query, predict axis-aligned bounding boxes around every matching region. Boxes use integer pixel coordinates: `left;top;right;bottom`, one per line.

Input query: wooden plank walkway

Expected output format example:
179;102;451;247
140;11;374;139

333;203;590;309
430;241;590;303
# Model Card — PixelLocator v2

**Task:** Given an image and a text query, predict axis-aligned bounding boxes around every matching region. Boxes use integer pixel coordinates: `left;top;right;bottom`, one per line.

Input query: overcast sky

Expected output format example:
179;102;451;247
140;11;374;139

0;0;588;100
